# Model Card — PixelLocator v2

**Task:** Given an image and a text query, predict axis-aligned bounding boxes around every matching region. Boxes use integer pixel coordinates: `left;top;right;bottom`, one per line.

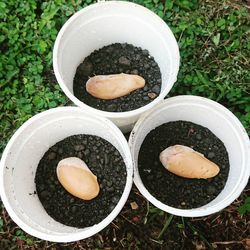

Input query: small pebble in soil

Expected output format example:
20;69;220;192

196;133;202;140
118;56;131;66
35;134;127;228
138;121;229;209
47;152;56;160
148;92;157;99
73;43;161;112
208;151;215;159
130;201;139;210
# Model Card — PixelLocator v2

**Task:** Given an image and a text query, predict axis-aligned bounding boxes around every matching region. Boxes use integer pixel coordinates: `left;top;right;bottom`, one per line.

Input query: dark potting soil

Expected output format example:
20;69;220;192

35;134;127;228
73;43;162;112
138;120;230;209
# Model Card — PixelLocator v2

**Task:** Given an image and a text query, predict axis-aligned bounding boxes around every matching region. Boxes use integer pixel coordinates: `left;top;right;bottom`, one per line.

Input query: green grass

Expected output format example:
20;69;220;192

0;0;250;249
239;196;250;215
0;0;249;155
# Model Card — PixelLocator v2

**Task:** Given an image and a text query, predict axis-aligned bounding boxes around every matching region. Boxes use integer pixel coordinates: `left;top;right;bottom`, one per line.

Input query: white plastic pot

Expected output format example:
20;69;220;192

0;107;133;242
129;95;250;217
53;1;180;132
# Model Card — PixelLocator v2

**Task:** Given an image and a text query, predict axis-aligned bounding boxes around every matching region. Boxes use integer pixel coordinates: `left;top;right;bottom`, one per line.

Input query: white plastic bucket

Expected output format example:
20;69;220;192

53;1;180;132
0;107;133;242
129;95;250;217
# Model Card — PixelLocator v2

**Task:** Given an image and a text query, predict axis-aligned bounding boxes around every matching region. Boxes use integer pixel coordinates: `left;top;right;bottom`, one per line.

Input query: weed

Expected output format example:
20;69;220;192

0;217;3;232
0;0;94;154
186;220;214;250
157;214;174;239
239;196;250;215
13;229;34;246
0;0;249;249
144;201;164;224
1;0;249;154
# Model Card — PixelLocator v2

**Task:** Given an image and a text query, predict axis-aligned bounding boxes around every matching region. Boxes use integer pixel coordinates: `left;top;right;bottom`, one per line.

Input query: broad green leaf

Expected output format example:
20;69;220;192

212;33;220;46
217;18;226;27
245;197;250;204
165;0;173;10
238;206;246;215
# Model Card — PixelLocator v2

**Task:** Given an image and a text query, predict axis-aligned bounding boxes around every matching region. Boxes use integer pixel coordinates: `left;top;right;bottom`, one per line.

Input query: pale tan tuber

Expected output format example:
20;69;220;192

159;145;220;179
56;157;99;200
86;73;145;100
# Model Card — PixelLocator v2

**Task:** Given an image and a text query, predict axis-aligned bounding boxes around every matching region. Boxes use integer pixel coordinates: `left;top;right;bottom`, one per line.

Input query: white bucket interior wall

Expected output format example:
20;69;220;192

130;96;250;217
2;109;133;236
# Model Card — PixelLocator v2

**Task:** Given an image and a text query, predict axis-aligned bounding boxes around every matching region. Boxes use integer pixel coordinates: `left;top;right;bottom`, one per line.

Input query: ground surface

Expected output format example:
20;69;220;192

0;0;249;249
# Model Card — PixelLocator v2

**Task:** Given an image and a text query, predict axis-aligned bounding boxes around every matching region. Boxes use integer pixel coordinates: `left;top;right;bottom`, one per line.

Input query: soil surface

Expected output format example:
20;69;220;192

73;43;161;112
138;120;230;209
35;134;127;228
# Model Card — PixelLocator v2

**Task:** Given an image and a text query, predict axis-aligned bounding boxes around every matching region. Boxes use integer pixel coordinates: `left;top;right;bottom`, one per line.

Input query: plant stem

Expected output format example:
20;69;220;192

144;201;150;224
157;214;174;239
186;222;213;250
